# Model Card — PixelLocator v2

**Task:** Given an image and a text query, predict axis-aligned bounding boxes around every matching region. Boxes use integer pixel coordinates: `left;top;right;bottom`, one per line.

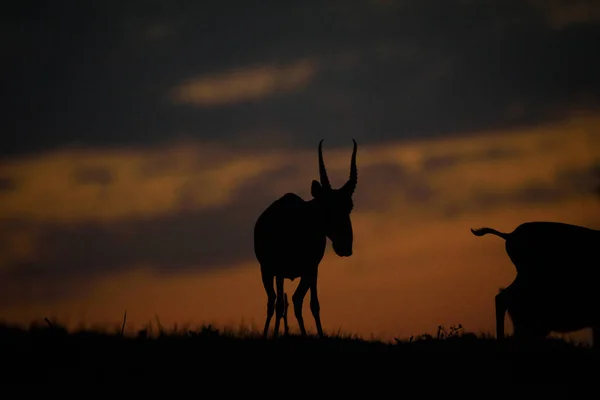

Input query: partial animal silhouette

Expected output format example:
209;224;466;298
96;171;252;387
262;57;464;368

471;222;600;346
498;286;562;340
499;283;600;347
254;139;358;338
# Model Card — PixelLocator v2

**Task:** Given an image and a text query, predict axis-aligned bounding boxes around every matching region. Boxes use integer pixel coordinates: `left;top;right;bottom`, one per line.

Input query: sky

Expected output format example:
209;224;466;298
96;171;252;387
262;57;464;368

2;0;600;342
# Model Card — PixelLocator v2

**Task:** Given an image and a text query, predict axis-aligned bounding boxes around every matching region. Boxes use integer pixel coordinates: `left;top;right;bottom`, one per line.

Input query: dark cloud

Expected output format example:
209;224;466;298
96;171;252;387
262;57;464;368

72;166;114;186
137;153;185;179
0;162;309;304
443;161;600;217
422;145;520;172
354;153;599;219
473;182;566;210
352;162;434;211
555;162;600;195
354;146;523;212
2;0;599;157
0;177;18;192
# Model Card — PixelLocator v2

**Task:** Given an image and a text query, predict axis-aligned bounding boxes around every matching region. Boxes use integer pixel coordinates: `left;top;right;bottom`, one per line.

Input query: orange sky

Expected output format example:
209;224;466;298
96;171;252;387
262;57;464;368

1;112;600;343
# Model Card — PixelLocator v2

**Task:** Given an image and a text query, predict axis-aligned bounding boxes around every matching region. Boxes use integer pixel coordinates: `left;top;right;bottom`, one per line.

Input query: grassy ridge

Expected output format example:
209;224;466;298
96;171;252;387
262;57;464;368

1;320;599;387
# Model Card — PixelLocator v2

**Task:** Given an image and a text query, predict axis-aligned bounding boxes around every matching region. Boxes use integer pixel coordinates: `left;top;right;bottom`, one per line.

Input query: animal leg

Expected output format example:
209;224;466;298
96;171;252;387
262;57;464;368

292;276;312;336
310;278;324;338
273;276;285;338
261;271;276;339
495;287;511;340
283;293;290;336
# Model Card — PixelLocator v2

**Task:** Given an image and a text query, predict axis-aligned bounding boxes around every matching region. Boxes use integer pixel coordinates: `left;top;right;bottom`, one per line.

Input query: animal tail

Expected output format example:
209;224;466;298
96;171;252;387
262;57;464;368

470;227;510;240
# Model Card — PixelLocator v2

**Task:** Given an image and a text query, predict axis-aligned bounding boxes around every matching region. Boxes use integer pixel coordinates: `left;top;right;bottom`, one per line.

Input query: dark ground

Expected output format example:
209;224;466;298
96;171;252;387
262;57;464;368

1;321;599;391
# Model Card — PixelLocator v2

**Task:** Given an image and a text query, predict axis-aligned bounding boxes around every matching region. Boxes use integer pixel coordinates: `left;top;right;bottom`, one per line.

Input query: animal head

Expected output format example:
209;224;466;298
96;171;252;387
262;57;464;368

310;139;358;257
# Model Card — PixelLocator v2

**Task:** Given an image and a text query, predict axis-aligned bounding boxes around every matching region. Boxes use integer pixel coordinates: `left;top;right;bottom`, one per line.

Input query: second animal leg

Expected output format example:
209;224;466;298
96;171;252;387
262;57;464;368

283;293;289;335
292;277;312;336
310;279;324;338
273;276;285;337
495;287;511;340
261;271;275;339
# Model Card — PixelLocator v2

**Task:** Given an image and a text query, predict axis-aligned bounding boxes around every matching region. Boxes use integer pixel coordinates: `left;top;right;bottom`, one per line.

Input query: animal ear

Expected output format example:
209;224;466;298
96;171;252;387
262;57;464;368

311;180;323;198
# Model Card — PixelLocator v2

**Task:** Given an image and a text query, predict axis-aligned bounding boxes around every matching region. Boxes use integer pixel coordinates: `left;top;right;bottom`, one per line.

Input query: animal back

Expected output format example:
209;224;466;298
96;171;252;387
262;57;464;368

507;222;599;277
254;193;326;267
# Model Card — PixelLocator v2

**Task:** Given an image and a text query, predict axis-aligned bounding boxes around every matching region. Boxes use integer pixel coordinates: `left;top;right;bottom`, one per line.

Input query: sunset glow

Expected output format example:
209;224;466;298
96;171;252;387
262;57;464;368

2;113;599;342
2;0;600;346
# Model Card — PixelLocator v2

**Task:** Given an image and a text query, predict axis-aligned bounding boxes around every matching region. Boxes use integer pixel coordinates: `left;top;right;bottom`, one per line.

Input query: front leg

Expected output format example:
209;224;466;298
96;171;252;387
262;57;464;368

283;293;290;336
310;278;324;338
292;276;312;336
273;276;285;338
495;284;515;340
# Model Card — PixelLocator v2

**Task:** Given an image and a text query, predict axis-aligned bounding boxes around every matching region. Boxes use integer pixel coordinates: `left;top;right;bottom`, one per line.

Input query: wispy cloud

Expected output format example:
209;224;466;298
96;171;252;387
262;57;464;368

72;166;114;186
170;60;317;107
0;177;17;192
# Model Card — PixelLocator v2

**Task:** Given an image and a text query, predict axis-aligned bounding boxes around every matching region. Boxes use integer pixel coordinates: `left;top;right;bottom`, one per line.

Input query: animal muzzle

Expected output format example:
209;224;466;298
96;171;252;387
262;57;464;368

332;242;353;257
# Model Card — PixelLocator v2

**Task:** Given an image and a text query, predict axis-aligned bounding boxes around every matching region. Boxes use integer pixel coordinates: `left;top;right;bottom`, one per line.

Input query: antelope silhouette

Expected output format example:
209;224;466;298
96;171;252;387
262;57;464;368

471;222;600;346
254;139;358;339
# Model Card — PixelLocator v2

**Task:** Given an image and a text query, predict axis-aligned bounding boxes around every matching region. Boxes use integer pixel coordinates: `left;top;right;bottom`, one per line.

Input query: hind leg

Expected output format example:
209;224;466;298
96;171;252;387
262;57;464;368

273;276;285;337
495;287;512;340
292;275;312;336
504;281;550;342
261;270;275;339
282;293;290;336
310;277;324;338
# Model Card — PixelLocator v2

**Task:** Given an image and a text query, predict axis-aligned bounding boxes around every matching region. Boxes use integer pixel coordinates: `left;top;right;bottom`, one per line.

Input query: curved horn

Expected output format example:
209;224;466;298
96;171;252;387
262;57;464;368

318;139;331;190
341;139;357;195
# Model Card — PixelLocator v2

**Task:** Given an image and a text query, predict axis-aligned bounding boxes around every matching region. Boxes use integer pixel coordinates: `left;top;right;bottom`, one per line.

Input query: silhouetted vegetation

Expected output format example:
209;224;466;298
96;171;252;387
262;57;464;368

1;319;598;387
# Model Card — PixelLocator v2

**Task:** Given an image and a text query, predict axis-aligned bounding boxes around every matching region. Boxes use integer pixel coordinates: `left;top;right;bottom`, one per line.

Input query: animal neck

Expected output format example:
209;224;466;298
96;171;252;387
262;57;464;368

306;198;324;214
306;198;328;233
